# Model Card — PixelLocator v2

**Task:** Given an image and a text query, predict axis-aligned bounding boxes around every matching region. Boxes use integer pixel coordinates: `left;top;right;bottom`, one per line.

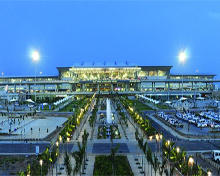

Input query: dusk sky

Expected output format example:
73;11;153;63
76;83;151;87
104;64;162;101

0;0;220;78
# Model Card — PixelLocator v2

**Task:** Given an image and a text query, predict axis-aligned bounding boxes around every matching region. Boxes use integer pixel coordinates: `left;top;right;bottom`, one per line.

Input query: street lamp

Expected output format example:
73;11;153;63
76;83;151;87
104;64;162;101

31;50;40;102
59;135;62;143
39;159;43;176
207;170;212;176
188;156;194;176
59;135;62;154
188;156;194;167
178;49;187;98
176;147;180;154
55;141;59;175
67;137;70;153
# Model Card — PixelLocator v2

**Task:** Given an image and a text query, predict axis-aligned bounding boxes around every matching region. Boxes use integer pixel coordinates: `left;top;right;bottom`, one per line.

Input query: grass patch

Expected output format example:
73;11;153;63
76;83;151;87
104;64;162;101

59;99;85;112
156;103;170;109
126;99;153;111
93;155;133;176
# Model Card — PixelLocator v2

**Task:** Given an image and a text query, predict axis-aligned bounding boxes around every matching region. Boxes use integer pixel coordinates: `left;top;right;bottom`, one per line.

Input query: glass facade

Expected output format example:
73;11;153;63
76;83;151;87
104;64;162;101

0;66;216;93
60;67;141;81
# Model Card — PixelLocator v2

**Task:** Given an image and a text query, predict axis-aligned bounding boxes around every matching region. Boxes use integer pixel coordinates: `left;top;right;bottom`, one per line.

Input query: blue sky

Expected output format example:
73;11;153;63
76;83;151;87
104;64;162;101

0;0;220;78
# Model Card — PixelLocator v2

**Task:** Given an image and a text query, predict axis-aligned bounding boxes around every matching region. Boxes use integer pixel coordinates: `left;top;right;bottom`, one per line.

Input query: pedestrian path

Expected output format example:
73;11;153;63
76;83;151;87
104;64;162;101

83;155;95;176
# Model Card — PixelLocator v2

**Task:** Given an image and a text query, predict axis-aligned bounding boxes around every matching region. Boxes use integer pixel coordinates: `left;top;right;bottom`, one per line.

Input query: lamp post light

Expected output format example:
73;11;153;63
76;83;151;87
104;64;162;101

59;135;62;143
176;147;180;154
178;49;187;98
31;50;40;103
59;135;63;158
39;159;43;176
55;141;59;175
159;134;163;140
207;170;212;176
67;137;70;153
155;134;160;157
188;156;194;176
159;134;163;157
166;140;171;175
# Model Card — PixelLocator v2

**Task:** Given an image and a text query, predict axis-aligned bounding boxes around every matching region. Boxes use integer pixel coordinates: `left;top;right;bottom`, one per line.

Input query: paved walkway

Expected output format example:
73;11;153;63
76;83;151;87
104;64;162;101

48;97;169;176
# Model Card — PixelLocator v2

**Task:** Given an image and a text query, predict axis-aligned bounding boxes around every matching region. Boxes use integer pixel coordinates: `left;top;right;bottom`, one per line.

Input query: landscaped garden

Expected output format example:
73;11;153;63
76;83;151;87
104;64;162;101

120;96;156;137
120;95;208;176
89;98;99;127
125;99;153;112
59;97;85;112
93;155;133;176
155;103;170;109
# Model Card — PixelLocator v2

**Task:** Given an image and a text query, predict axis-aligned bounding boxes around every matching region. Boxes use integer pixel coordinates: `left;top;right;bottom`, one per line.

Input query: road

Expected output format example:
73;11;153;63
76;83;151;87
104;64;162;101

0;142;50;155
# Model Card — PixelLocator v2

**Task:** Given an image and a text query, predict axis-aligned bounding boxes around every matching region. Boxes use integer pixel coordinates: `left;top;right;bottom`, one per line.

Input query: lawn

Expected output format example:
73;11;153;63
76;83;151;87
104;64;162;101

93;155;133;176
156;103;170;109
126;99;153;111
59;98;86;112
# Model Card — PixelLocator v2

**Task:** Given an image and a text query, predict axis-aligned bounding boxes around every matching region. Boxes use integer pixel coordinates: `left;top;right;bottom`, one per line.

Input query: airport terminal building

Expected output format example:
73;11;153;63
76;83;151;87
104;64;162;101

0;66;217;98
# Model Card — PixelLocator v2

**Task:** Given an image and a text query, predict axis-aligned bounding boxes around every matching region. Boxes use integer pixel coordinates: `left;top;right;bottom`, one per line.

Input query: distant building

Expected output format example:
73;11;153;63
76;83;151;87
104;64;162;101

0;66;218;99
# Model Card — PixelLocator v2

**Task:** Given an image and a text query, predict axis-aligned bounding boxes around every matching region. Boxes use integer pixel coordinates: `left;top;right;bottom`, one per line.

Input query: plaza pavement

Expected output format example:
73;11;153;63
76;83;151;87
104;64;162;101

0;116;67;140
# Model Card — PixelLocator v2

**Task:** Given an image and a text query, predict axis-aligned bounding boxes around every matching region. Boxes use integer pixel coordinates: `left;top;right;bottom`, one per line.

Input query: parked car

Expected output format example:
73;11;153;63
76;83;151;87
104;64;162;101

212;150;220;162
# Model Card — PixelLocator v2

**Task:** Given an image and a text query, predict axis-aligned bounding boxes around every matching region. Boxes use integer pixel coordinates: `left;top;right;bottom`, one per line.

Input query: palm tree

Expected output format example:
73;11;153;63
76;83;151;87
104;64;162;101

138;136;144;149
159;159;166;176
64;152;72;176
152;154;160;176
135;128;139;140
18;171;25;176
109;144;120;176
143;141;148;154
147;147;153;176
72;142;85;176
82;130;89;173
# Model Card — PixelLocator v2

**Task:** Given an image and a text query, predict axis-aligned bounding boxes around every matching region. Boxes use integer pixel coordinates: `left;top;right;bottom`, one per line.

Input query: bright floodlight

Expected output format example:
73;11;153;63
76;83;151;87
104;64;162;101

31;50;40;62
178;50;187;64
188;156;194;167
39;159;43;166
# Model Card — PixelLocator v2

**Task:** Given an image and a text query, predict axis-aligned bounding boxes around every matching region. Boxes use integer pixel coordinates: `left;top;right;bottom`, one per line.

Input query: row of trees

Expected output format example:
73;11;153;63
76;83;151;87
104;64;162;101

59;97;91;142
116;102;128;127
136;129;205;176
120;96;156;136
71;130;89;176
20;96;93;175
89;98;98;127
124;95;207;176
162;139;205;176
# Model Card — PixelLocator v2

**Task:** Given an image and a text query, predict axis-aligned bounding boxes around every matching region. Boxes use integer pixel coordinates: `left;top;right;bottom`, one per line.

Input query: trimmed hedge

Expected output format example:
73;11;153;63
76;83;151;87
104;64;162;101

93;155;133;176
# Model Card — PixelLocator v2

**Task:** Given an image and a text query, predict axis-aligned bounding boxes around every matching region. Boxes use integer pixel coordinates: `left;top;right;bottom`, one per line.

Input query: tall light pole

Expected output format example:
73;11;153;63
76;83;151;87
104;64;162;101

178;50;187;98
188;156;194;176
67;137;70;153
207;170;212;176
31;50;40;102
39;159;43;176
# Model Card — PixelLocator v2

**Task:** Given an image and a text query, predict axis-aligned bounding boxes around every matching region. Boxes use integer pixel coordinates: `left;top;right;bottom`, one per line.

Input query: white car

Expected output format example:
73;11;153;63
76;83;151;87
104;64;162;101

197;123;207;128
189;119;196;124
213;150;220;162
213;124;220;128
